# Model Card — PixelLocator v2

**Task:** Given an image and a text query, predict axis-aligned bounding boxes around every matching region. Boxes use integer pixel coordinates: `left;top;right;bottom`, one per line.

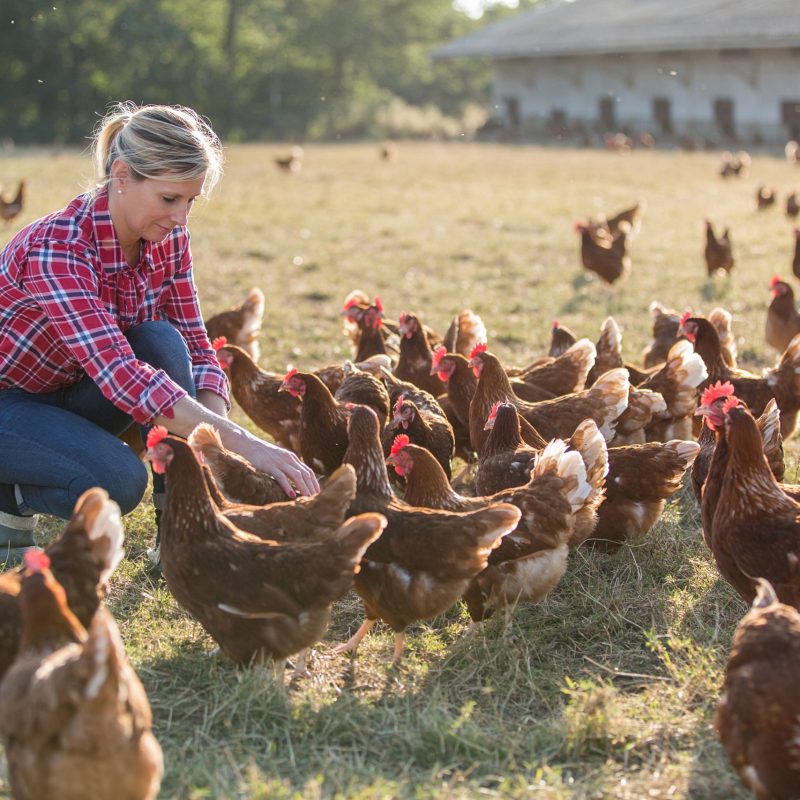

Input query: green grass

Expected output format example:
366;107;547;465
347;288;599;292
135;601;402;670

2;142;799;798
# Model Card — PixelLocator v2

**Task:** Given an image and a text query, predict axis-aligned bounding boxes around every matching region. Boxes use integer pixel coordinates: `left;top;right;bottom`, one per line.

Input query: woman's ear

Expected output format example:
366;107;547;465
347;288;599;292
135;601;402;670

109;158;130;187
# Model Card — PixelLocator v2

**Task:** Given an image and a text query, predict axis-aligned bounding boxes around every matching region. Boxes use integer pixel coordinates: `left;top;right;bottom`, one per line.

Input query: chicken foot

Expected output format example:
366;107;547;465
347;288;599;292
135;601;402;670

331;618;375;656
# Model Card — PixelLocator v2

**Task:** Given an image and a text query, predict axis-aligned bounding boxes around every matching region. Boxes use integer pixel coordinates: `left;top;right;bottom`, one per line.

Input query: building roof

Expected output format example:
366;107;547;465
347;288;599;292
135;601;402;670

433;0;800;60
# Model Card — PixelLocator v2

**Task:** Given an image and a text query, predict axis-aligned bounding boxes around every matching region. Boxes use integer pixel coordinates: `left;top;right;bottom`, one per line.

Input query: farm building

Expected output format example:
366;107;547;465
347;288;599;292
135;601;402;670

434;0;800;145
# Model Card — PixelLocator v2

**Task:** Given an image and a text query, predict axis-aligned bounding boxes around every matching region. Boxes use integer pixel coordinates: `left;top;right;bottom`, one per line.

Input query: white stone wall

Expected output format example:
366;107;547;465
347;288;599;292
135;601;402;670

491;49;800;141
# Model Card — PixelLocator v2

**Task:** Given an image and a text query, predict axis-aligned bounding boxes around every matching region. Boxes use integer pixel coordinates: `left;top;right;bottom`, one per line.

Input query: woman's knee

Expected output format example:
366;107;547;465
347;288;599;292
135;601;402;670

70;451;149;515
126;321;195;393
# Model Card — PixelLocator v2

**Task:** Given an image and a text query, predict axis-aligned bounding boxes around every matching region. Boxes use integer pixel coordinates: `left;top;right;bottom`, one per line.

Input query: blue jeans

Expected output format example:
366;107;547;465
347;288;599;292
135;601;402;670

0;321;195;518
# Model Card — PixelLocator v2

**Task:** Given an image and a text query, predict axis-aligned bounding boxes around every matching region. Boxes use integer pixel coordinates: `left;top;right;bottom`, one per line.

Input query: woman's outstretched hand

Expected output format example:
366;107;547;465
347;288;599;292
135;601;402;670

243;438;320;498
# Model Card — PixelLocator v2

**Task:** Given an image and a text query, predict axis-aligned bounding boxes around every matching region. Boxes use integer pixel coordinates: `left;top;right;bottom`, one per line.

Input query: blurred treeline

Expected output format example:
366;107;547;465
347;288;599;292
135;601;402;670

0;0;533;143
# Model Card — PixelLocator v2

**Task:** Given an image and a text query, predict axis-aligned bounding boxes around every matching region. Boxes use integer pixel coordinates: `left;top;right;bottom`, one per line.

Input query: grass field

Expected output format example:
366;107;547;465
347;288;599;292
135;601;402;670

1;142;799;799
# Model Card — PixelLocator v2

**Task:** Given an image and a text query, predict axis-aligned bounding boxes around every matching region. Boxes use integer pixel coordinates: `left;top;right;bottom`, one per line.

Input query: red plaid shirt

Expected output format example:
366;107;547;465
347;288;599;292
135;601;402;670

0;187;229;424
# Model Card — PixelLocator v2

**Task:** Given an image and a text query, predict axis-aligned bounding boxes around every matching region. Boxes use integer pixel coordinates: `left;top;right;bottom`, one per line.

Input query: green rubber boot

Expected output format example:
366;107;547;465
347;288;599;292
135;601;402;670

0;511;40;570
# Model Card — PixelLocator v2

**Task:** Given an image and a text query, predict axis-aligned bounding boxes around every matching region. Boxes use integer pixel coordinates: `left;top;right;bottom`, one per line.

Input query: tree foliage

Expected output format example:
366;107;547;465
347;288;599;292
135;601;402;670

0;0;508;142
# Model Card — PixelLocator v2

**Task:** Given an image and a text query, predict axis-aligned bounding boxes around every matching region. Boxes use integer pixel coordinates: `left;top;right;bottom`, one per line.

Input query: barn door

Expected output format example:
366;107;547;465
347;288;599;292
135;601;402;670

714;98;735;138
599;97;616;131
653;97;672;135
783;100;800;140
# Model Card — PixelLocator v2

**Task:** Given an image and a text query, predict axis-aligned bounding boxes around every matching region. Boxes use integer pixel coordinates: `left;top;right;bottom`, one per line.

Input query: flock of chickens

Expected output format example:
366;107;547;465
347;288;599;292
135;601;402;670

3;161;800;799
575;151;800;287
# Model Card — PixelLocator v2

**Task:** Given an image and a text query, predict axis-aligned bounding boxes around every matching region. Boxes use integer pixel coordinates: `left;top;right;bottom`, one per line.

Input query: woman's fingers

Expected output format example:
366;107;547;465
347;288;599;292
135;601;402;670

261;449;319;497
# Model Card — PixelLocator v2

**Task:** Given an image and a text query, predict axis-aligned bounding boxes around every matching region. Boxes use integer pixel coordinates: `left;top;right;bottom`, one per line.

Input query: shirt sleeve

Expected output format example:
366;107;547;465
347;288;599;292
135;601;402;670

22;242;187;425
157;233;231;410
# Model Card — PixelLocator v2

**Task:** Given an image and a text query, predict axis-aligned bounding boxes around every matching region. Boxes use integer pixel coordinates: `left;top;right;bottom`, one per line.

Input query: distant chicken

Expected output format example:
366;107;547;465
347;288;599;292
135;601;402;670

715;579;800;800
718;150;750;178
204;288;265;362
704;220;734;276
682;314;800;438
0;553;163;800
0;488;124;680
274;145;304;173
787;191;799;219
766;277;800;353
338;405;520;661
549;320;577;358
597;201;645;238
756;184;777;210
695;397;800;607
575;219;631;284
381;395;454;479
0;179;25;225
468;344;629;452
379;140;397;161
146;428;385;671
387;434;604;623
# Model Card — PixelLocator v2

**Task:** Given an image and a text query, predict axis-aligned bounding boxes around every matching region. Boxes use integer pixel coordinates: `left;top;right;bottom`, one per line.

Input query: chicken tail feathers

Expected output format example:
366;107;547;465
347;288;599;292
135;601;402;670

67;488;125;587
587;367;630;441
534;439;592;515
331;513;387;572
562;338;597;390
567;419;609;505
756;399;785;481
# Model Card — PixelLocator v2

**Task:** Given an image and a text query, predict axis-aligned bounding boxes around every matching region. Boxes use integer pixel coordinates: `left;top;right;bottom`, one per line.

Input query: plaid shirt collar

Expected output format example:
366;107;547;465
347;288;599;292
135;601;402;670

92;188;155;274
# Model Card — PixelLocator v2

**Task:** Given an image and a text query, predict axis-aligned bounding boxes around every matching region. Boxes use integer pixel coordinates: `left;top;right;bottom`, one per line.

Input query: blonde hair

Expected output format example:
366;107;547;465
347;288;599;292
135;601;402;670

92;102;223;194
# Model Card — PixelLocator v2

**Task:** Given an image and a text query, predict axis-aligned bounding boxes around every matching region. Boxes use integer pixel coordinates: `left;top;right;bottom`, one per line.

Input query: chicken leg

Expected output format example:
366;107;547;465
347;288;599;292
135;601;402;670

332;618;375;655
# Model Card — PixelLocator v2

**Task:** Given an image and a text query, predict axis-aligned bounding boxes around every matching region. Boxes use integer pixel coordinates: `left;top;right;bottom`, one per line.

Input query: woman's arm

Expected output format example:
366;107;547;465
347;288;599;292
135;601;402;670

154;395;319;497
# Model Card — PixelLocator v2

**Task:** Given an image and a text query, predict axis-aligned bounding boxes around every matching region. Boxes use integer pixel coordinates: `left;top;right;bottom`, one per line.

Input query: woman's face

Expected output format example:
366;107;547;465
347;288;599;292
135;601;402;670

111;161;206;246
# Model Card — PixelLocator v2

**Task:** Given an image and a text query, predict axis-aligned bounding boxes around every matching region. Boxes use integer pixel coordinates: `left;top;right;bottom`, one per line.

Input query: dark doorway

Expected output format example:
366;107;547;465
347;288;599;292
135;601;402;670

599;97;616;130
782;100;800;140
503;96;520;131
714;98;735;137
653;97;673;135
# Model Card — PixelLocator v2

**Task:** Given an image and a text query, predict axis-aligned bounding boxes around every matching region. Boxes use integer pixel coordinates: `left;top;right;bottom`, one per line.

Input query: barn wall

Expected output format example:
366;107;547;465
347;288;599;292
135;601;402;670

491;49;800;142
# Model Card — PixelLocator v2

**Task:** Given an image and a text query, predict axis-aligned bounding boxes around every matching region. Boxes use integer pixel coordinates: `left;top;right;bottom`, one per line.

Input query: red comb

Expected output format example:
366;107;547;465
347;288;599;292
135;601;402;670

24;550;51;573
211;336;227;351
374;297;384;312
393;396;404;414
398;311;408;325
552;320;559;329
770;275;782;288
722;396;739;415
431;345;447;368
342;297;361;311
146;425;169;449
391;434;410;456
282;367;298;383
700;381;735;407
470;342;487;360
679;311;692;328
488;400;502;420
